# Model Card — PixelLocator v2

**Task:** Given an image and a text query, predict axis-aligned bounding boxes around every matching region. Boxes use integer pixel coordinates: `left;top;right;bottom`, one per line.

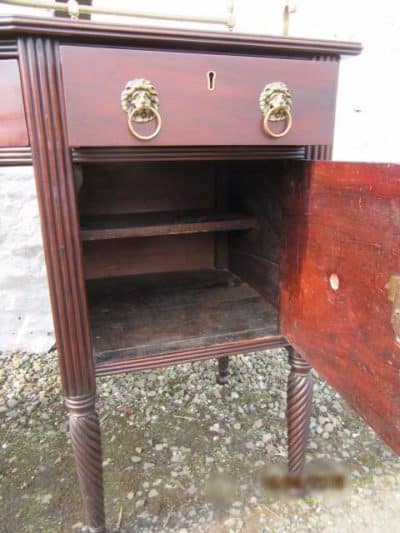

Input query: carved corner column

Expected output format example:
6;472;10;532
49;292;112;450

287;347;312;474
18;37;105;531
216;356;229;385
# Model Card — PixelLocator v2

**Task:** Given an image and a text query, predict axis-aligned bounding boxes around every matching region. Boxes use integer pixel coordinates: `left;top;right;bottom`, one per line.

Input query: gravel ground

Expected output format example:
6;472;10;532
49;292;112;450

0;348;399;532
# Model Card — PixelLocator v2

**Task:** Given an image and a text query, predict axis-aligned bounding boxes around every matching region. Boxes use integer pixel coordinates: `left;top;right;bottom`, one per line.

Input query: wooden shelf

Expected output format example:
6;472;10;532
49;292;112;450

80;209;257;241
87;269;286;376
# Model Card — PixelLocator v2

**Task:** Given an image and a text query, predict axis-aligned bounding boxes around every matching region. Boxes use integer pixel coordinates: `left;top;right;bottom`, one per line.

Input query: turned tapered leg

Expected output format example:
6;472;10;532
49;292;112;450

216;356;230;385
66;396;105;533
287;347;312;474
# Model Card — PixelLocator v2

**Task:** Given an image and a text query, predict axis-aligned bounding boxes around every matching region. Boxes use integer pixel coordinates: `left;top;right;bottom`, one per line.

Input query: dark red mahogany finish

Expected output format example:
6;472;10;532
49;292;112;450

0;16;371;532
60;46;338;146
0;59;28;147
281;161;400;454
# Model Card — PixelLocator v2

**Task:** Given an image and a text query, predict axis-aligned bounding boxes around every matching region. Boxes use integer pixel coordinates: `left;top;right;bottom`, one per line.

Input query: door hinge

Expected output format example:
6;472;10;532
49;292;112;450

387;275;400;346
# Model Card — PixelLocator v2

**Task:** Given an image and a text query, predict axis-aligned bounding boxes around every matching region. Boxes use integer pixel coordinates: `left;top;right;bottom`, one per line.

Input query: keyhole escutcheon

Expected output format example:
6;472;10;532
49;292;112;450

207;70;216;91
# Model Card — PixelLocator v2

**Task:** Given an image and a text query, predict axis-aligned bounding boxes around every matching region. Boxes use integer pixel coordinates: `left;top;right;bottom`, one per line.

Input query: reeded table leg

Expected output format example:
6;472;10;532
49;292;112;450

18;37;107;531
66;395;106;533
216;356;229;385
287;347;312;474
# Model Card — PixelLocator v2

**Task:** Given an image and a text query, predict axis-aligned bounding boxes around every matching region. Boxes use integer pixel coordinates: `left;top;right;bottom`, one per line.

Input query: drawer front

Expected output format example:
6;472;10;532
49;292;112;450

60;45;338;147
0;60;29;147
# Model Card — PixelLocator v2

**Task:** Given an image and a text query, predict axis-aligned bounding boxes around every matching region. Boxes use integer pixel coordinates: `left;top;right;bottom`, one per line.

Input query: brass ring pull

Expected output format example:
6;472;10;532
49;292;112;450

121;78;161;142
127;106;162;141
259;82;293;139
263;105;292;138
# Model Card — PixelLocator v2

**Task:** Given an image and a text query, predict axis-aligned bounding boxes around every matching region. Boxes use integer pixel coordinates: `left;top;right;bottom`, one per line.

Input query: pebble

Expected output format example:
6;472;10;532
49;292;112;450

262;433;272;443
1;348;399;532
171;452;183;463
186;485;197;496
39;494;52;505
253;419;263;429
7;398;18;408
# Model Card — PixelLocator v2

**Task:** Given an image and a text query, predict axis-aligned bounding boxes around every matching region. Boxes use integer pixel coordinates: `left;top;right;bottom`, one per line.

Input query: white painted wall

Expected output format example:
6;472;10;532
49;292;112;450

0;0;399;351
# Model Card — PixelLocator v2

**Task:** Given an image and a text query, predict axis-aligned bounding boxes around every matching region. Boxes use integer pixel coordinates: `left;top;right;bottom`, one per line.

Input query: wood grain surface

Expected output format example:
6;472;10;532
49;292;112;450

60;45;338;147
79;161;215;215
0;59;28;147
83;234;215;279
229;161;285;307
19;36;106;530
87;269;281;364
72;146;306;163
80;210;257;241
7;18;362;531
0;16;362;57
280;161;400;454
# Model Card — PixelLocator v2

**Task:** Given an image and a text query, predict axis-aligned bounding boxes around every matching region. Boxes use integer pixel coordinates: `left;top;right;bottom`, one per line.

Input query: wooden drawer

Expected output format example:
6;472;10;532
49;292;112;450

0;60;28;148
60;45;338;147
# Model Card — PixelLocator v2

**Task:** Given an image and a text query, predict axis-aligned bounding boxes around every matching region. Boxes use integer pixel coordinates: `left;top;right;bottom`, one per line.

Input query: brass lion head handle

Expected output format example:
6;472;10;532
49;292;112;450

121;79;161;141
259;82;292;138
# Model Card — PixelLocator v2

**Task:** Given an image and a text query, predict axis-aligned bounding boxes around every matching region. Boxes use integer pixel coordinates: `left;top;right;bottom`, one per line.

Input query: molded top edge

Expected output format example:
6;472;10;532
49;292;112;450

0;15;362;56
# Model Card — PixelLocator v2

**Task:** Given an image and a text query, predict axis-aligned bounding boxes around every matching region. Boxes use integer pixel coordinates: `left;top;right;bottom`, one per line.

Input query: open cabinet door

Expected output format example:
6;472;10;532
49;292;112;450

281;161;400;454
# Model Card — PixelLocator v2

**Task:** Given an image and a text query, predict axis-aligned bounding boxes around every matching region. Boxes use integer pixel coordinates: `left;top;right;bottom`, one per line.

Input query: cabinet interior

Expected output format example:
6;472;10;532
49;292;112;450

77;160;289;372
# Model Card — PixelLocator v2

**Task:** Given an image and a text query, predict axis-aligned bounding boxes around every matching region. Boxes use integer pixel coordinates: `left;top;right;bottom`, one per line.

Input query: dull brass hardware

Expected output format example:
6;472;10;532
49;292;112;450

283;2;296;36
387;275;400;346
121;79;162;141
259;82;293;138
2;0;236;30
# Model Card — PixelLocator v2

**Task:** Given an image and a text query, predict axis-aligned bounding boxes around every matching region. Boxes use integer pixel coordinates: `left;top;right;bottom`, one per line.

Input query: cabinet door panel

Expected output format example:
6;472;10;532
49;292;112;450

281;161;400;453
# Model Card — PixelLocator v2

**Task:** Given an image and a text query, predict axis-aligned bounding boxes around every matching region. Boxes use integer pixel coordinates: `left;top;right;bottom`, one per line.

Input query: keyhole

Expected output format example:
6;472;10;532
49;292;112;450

207;71;216;91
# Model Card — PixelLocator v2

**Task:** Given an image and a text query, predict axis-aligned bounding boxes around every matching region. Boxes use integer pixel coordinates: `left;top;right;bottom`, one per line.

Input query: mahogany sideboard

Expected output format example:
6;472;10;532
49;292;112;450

1;16;399;533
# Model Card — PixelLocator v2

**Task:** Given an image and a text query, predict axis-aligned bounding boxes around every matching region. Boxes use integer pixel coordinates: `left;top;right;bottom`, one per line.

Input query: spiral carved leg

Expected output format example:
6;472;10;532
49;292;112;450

66;396;106;533
216;356;229;385
287;348;312;474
